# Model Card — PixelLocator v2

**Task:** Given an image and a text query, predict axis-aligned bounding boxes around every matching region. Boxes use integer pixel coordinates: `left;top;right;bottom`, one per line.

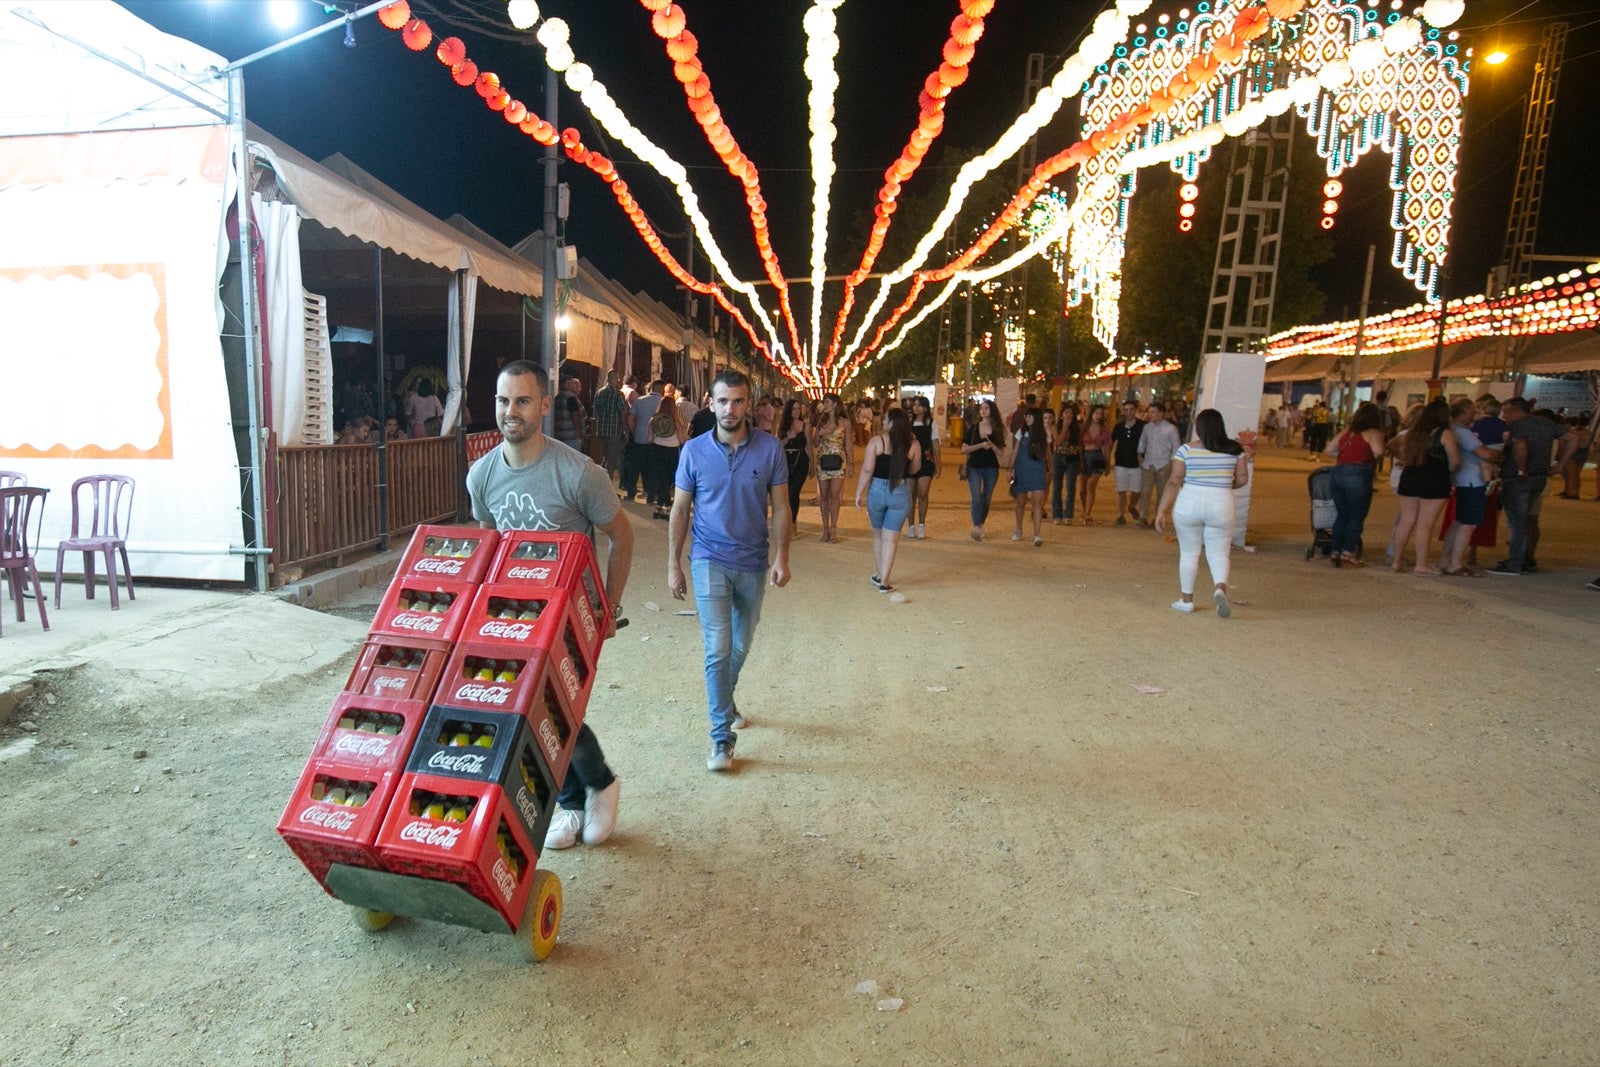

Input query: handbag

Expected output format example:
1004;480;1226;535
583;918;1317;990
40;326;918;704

818;453;844;473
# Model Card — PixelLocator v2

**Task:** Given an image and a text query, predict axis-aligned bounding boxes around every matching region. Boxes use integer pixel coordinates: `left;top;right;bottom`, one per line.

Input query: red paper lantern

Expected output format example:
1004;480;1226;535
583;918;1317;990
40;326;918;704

485;89;509;112
401;19;432;51
666;31;698;63
520;118;541;136
951;13;984;46
938;62;968;88
640;0;670;12
476;72;501;99
561;127;581;147
1265;0;1305;18
924;73;950;99
452;61;478;87
651;4;686;39
503;100;527;124
961;0;994;18
435;36;465;67
673;60;701;84
942;40;974;67
686;74;712;99
378;2;410;31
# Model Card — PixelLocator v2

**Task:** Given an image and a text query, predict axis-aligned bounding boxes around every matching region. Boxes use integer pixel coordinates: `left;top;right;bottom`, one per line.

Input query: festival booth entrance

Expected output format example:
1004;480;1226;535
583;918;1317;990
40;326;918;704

0;2;246;582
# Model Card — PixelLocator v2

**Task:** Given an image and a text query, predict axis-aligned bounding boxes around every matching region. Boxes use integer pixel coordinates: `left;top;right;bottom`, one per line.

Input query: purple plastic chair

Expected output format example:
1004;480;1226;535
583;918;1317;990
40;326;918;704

54;475;136;610
1;486;50;634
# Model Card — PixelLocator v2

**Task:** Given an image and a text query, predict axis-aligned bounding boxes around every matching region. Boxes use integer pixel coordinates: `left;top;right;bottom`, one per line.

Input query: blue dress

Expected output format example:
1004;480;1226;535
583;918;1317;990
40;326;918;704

1011;431;1047;493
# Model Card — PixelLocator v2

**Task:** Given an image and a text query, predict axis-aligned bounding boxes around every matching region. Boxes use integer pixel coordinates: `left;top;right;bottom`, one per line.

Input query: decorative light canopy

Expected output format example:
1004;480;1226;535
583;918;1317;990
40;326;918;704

376;0;1479;391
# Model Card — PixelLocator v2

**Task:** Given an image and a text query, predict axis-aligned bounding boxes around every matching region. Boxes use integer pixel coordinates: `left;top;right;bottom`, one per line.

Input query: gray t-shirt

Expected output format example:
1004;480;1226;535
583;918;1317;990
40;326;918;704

467;437;619;535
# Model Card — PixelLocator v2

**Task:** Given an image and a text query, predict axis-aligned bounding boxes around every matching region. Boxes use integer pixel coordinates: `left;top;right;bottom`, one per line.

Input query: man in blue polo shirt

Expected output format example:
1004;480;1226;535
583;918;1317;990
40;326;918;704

667;369;792;772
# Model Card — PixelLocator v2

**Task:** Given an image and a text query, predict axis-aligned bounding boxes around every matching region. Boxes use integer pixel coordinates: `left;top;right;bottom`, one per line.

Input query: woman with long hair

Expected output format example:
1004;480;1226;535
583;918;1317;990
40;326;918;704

811;393;852;542
1078;404;1111;523
907;395;940;539
1154;409;1248;617
1051;404;1082;524
778;398;811;523
960;398;1007;541
854;407;922;592
1390;397;1460;575
647;383;686;520
1010;406;1051;545
1327;401;1387;566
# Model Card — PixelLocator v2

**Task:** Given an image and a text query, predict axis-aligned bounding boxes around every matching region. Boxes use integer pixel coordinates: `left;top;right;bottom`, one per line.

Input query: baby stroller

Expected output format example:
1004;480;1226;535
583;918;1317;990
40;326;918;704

1306;466;1338;560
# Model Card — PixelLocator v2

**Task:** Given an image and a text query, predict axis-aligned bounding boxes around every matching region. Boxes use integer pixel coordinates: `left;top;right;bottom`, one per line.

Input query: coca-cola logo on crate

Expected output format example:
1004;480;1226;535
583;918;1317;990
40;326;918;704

398;821;462;849
372;674;409;694
491;856;517;902
333;734;393;759
478;620;534;641
414;557;465;576
514;784;541;828
574;597;598;645
506;565;552;581
299;805;358;833
428;749;489;775
391;613;443;634
536;718;561;764
453;683;512;706
558;656;580;701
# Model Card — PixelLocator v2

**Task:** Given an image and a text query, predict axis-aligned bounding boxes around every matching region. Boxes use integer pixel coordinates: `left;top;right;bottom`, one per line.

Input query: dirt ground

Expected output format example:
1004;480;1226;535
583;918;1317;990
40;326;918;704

2;444;1597;1065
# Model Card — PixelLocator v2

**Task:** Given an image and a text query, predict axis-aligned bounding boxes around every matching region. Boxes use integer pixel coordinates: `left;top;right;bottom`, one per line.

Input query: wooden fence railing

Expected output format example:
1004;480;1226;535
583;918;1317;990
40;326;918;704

273;435;463;582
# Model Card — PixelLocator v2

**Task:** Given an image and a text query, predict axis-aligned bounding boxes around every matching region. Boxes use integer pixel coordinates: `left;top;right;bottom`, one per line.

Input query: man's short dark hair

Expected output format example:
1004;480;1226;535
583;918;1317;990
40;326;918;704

1149;401;1166;413
499;360;546;395
712;369;750;393
1501;396;1531;416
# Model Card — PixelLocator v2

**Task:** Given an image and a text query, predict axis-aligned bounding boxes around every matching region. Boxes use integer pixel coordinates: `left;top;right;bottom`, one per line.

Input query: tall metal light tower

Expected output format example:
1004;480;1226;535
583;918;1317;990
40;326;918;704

1482;21;1567;382
1201;112;1294;359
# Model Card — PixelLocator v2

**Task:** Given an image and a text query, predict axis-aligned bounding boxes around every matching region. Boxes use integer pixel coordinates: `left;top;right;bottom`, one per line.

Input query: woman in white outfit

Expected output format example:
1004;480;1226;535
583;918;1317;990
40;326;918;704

1154;408;1249;618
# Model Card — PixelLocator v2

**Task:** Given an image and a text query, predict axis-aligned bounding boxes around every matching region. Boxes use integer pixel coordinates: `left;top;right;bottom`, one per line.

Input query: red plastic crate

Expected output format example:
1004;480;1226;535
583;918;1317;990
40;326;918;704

343;637;451;701
277;759;399;890
309;693;430;773
461;584;605;666
522;661;580;784
367;577;475;643
375;773;537;926
436;638;595;722
394;524;500;586
401;707;562;848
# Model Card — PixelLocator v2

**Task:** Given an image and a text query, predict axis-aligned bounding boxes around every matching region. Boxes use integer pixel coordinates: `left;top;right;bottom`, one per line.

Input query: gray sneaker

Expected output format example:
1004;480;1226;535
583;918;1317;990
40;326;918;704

707;741;734;772
731;708;749;730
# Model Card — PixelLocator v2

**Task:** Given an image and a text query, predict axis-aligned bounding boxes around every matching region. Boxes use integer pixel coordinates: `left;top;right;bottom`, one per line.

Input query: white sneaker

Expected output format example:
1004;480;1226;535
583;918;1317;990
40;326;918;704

916;523;926;539
1171;599;1195;614
582;779;620;845
1012;529;1022;541
1214;588;1232;619
544;807;583;850
707;741;734;772
732;708;749;730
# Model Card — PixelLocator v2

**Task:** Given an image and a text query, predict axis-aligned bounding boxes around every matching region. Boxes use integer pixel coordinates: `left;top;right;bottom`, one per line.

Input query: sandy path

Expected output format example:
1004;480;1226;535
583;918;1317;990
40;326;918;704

2;445;1596;1065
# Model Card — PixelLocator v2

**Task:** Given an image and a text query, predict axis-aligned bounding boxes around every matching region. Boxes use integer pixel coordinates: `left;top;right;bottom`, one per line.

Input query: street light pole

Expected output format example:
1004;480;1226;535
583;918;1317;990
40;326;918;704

541;66;559;437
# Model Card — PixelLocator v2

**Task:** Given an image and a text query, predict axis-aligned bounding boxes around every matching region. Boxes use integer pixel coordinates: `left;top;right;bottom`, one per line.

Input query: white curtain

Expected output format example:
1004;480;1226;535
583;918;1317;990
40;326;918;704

443;271;478;433
601;322;620;375
255;196;305;444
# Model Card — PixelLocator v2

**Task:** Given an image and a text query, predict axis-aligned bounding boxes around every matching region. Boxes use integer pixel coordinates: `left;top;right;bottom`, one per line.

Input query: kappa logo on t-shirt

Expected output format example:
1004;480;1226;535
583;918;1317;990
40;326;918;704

492;491;557;531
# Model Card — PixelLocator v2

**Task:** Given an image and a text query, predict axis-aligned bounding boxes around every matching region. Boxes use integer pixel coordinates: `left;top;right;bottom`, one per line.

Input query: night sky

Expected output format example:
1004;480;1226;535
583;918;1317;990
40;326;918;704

119;0;1600;336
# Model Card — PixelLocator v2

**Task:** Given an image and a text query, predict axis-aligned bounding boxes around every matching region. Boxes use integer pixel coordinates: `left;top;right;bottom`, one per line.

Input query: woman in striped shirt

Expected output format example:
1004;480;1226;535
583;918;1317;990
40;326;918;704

1154;409;1249;617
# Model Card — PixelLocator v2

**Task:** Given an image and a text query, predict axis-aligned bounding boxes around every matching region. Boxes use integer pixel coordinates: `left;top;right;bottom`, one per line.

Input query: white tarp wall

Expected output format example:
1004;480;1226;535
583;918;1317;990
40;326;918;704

0;2;245;581
1193;351;1266;548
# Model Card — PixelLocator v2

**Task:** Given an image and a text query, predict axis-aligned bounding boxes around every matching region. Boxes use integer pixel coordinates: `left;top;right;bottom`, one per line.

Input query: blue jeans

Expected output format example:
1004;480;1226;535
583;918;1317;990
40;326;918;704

867;478;912;531
691;558;767;746
1328;462;1374;557
1500;474;1546;571
966;466;999;527
1051;457;1079;519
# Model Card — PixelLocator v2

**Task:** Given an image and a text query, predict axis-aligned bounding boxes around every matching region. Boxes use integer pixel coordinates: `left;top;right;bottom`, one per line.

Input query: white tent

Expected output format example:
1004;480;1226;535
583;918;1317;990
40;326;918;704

1;0;245;581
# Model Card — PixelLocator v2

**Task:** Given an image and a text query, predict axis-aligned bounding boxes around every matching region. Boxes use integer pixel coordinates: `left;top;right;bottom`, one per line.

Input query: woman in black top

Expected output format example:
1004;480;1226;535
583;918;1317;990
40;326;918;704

960;398;1007;541
1391;397;1459;575
907;395;938;540
1051;404;1082;524
777;399;810;523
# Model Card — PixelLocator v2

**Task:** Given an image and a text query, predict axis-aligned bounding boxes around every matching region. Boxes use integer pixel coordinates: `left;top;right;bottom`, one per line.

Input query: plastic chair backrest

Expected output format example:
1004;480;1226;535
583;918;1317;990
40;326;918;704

0;486;48;561
0;471;24;490
70;475;135;542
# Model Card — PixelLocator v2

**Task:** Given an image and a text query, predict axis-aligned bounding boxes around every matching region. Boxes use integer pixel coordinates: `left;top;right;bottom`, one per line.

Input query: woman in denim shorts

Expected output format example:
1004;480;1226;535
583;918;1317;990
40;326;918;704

854;407;923;594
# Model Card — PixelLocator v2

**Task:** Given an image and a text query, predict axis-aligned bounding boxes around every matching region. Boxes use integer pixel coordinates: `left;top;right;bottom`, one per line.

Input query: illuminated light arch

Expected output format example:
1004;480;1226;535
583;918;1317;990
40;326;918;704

1070;0;1466;354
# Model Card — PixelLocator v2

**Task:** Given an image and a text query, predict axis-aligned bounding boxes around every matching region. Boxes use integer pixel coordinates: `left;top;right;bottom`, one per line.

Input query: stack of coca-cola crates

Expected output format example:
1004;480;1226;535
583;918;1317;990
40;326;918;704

277;525;611;934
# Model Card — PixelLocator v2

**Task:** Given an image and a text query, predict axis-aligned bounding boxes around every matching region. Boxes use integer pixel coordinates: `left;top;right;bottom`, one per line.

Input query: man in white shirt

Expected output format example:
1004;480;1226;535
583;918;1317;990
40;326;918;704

1136;402;1181;529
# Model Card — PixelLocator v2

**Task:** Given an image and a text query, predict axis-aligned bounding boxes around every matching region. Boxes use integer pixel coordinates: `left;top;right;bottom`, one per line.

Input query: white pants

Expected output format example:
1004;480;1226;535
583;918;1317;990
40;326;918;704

1173;485;1236;594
